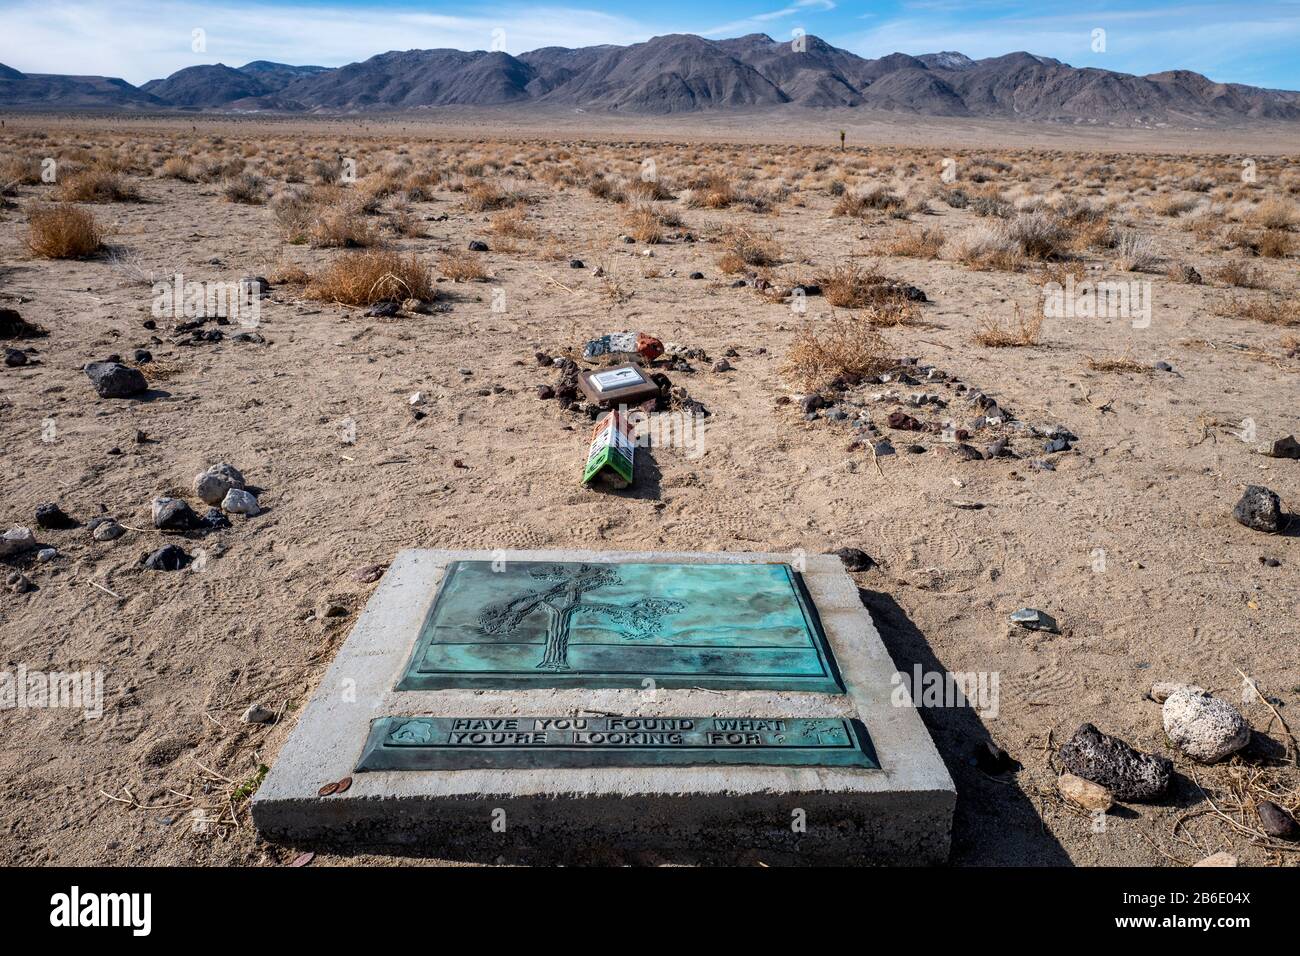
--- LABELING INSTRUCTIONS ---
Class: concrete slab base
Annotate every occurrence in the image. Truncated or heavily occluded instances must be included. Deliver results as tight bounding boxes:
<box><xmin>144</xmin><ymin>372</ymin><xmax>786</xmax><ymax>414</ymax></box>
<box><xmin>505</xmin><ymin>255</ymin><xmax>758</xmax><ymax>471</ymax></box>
<box><xmin>252</xmin><ymin>550</ymin><xmax>956</xmax><ymax>864</ymax></box>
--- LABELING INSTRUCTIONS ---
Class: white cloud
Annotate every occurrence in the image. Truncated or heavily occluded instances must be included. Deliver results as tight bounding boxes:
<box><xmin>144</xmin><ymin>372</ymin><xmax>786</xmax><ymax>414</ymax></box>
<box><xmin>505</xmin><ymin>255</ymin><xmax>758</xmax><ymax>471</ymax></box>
<box><xmin>0</xmin><ymin>1</ymin><xmax>661</xmax><ymax>83</ymax></box>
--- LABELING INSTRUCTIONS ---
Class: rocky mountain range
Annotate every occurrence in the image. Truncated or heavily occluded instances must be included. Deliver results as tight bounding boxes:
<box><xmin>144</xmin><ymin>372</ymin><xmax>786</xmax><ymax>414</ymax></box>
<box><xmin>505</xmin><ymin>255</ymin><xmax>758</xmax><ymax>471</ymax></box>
<box><xmin>2</xmin><ymin>33</ymin><xmax>1298</xmax><ymax>124</ymax></box>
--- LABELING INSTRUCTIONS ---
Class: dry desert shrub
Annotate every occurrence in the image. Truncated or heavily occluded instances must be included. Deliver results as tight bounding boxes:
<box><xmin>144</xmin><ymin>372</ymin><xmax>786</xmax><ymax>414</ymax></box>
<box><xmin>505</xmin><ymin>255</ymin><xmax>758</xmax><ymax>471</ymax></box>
<box><xmin>1222</xmin><ymin>295</ymin><xmax>1300</xmax><ymax>327</ymax></box>
<box><xmin>222</xmin><ymin>172</ymin><xmax>267</xmax><ymax>205</ymax></box>
<box><xmin>26</xmin><ymin>203</ymin><xmax>104</xmax><ymax>258</ymax></box>
<box><xmin>1257</xmin><ymin>229</ymin><xmax>1294</xmax><ymax>258</ymax></box>
<box><xmin>1211</xmin><ymin>260</ymin><xmax>1267</xmax><ymax>289</ymax></box>
<box><xmin>1</xmin><ymin>155</ymin><xmax>43</xmax><ymax>189</ymax></box>
<box><xmin>684</xmin><ymin>172</ymin><xmax>736</xmax><ymax>209</ymax></box>
<box><xmin>386</xmin><ymin>199</ymin><xmax>425</xmax><ymax>238</ymax></box>
<box><xmin>623</xmin><ymin>203</ymin><xmax>682</xmax><ymax>244</ymax></box>
<box><xmin>814</xmin><ymin>261</ymin><xmax>899</xmax><ymax>308</ymax></box>
<box><xmin>587</xmin><ymin>174</ymin><xmax>626</xmax><ymax>204</ymax></box>
<box><xmin>1152</xmin><ymin>194</ymin><xmax>1198</xmax><ymax>217</ymax></box>
<box><xmin>309</xmin><ymin>202</ymin><xmax>380</xmax><ymax>248</ymax></box>
<box><xmin>1111</xmin><ymin>230</ymin><xmax>1158</xmax><ymax>272</ymax></box>
<box><xmin>781</xmin><ymin>316</ymin><xmax>894</xmax><ymax>392</ymax></box>
<box><xmin>54</xmin><ymin>168</ymin><xmax>139</xmax><ymax>203</ymax></box>
<box><xmin>438</xmin><ymin>250</ymin><xmax>487</xmax><ymax>282</ymax></box>
<box><xmin>463</xmin><ymin>179</ymin><xmax>525</xmax><ymax>212</ymax></box>
<box><xmin>863</xmin><ymin>300</ymin><xmax>925</xmax><ymax>328</ymax></box>
<box><xmin>490</xmin><ymin>208</ymin><xmax>538</xmax><ymax>239</ymax></box>
<box><xmin>947</xmin><ymin>221</ymin><xmax>1022</xmax><ymax>271</ymax></box>
<box><xmin>158</xmin><ymin>156</ymin><xmax>197</xmax><ymax>181</ymax></box>
<box><xmin>974</xmin><ymin>304</ymin><xmax>1043</xmax><ymax>347</ymax></box>
<box><xmin>717</xmin><ymin>228</ymin><xmax>781</xmax><ymax>273</ymax></box>
<box><xmin>306</xmin><ymin>251</ymin><xmax>433</xmax><ymax>305</ymax></box>
<box><xmin>833</xmin><ymin>185</ymin><xmax>903</xmax><ymax>218</ymax></box>
<box><xmin>884</xmin><ymin>227</ymin><xmax>944</xmax><ymax>259</ymax></box>
<box><xmin>626</xmin><ymin>177</ymin><xmax>675</xmax><ymax>202</ymax></box>
<box><xmin>1251</xmin><ymin>198</ymin><xmax>1296</xmax><ymax>230</ymax></box>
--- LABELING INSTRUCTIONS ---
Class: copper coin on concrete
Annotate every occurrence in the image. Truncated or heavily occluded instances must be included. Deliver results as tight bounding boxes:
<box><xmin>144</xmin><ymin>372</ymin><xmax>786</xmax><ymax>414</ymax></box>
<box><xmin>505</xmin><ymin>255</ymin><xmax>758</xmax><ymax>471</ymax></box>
<box><xmin>317</xmin><ymin>782</ymin><xmax>339</xmax><ymax>797</ymax></box>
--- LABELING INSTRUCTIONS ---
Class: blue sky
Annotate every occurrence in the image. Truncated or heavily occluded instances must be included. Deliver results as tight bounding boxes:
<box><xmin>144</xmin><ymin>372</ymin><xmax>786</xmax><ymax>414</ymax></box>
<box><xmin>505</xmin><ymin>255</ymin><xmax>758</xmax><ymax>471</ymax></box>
<box><xmin>2</xmin><ymin>0</ymin><xmax>1297</xmax><ymax>90</ymax></box>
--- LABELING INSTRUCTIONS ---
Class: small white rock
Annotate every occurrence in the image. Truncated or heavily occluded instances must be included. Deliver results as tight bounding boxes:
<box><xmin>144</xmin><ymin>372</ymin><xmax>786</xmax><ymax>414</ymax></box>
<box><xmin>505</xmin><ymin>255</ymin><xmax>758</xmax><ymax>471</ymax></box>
<box><xmin>242</xmin><ymin>704</ymin><xmax>275</xmax><ymax>724</ymax></box>
<box><xmin>408</xmin><ymin>392</ymin><xmax>424</xmax><ymax>406</ymax></box>
<box><xmin>36</xmin><ymin>548</ymin><xmax>58</xmax><ymax>562</ymax></box>
<box><xmin>194</xmin><ymin>462</ymin><xmax>246</xmax><ymax>505</ymax></box>
<box><xmin>1163</xmin><ymin>689</ymin><xmax>1251</xmax><ymax>763</ymax></box>
<box><xmin>222</xmin><ymin>488</ymin><xmax>260</xmax><ymax>516</ymax></box>
<box><xmin>1193</xmin><ymin>851</ymin><xmax>1238</xmax><ymax>867</ymax></box>
<box><xmin>0</xmin><ymin>527</ymin><xmax>37</xmax><ymax>558</ymax></box>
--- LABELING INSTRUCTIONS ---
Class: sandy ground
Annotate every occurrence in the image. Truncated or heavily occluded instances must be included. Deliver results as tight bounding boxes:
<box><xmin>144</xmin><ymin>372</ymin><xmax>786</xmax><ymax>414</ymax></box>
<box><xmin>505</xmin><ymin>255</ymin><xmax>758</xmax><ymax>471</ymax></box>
<box><xmin>0</xmin><ymin>113</ymin><xmax>1297</xmax><ymax>867</ymax></box>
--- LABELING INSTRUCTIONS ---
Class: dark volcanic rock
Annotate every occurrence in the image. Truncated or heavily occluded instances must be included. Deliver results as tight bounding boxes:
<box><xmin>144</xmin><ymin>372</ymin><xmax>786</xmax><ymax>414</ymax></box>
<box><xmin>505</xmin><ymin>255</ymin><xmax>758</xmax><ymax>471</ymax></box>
<box><xmin>0</xmin><ymin>308</ymin><xmax>47</xmax><ymax>340</ymax></box>
<box><xmin>35</xmin><ymin>503</ymin><xmax>77</xmax><ymax>530</ymax></box>
<box><xmin>4</xmin><ymin>347</ymin><xmax>27</xmax><ymax>367</ymax></box>
<box><xmin>1057</xmin><ymin>723</ymin><xmax>1172</xmax><ymax>801</ymax></box>
<box><xmin>1268</xmin><ymin>435</ymin><xmax>1300</xmax><ymax>460</ymax></box>
<box><xmin>152</xmin><ymin>497</ymin><xmax>202</xmax><ymax>531</ymax></box>
<box><xmin>141</xmin><ymin>544</ymin><xmax>192</xmax><ymax>571</ymax></box>
<box><xmin>1233</xmin><ymin>485</ymin><xmax>1282</xmax><ymax>533</ymax></box>
<box><xmin>829</xmin><ymin>547</ymin><xmax>873</xmax><ymax>572</ymax></box>
<box><xmin>85</xmin><ymin>361</ymin><xmax>147</xmax><ymax>398</ymax></box>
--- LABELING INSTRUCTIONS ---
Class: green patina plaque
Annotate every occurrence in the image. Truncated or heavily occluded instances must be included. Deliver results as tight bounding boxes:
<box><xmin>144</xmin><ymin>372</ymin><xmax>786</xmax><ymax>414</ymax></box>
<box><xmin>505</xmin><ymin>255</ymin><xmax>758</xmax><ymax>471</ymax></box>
<box><xmin>356</xmin><ymin>716</ymin><xmax>878</xmax><ymax>771</ymax></box>
<box><xmin>396</xmin><ymin>560</ymin><xmax>844</xmax><ymax>692</ymax></box>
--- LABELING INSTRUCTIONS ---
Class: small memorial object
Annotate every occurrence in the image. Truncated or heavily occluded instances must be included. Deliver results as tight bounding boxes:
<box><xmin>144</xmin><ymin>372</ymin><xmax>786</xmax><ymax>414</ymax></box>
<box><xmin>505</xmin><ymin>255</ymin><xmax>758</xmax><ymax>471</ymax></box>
<box><xmin>582</xmin><ymin>331</ymin><xmax>664</xmax><ymax>365</ymax></box>
<box><xmin>582</xmin><ymin>411</ymin><xmax>635</xmax><ymax>489</ymax></box>
<box><xmin>577</xmin><ymin>363</ymin><xmax>661</xmax><ymax>407</ymax></box>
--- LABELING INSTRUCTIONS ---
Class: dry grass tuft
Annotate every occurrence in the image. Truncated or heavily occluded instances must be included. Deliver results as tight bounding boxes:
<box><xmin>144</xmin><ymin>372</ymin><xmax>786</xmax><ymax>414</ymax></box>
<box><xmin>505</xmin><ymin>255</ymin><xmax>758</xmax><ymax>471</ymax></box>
<box><xmin>438</xmin><ymin>249</ymin><xmax>488</xmax><ymax>282</ymax></box>
<box><xmin>781</xmin><ymin>316</ymin><xmax>895</xmax><ymax>392</ymax></box>
<box><xmin>1086</xmin><ymin>352</ymin><xmax>1150</xmax><ymax>373</ymax></box>
<box><xmin>305</xmin><ymin>251</ymin><xmax>433</xmax><ymax>305</ymax></box>
<box><xmin>717</xmin><ymin>228</ymin><xmax>781</xmax><ymax>273</ymax></box>
<box><xmin>54</xmin><ymin>169</ymin><xmax>140</xmax><ymax>203</ymax></box>
<box><xmin>884</xmin><ymin>227</ymin><xmax>944</xmax><ymax>259</ymax></box>
<box><xmin>26</xmin><ymin>203</ymin><xmax>104</xmax><ymax>258</ymax></box>
<box><xmin>975</xmin><ymin>304</ymin><xmax>1044</xmax><ymax>347</ymax></box>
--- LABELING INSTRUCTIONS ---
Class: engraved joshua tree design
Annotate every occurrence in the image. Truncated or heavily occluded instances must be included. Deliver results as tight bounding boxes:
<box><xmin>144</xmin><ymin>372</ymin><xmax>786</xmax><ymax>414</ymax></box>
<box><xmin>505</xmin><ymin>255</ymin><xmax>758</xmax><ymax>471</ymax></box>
<box><xmin>478</xmin><ymin>564</ymin><xmax>685</xmax><ymax>671</ymax></box>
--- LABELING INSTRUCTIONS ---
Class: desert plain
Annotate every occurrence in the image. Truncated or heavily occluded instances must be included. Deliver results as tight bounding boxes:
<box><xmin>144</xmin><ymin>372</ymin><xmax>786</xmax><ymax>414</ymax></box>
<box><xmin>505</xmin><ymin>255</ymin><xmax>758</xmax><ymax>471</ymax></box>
<box><xmin>0</xmin><ymin>111</ymin><xmax>1297</xmax><ymax>866</ymax></box>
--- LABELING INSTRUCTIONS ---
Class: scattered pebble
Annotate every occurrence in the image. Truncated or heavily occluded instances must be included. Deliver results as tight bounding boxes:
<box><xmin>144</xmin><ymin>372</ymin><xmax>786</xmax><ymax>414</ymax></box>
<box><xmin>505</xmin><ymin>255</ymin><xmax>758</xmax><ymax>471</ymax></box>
<box><xmin>1149</xmin><ymin>681</ymin><xmax>1204</xmax><ymax>703</ymax></box>
<box><xmin>1057</xmin><ymin>773</ymin><xmax>1114</xmax><ymax>812</ymax></box>
<box><xmin>467</xmin><ymin>240</ymin><xmax>489</xmax><ymax>252</ymax></box>
<box><xmin>972</xmin><ymin>741</ymin><xmax>1020</xmax><ymax>774</ymax></box>
<box><xmin>91</xmin><ymin>520</ymin><xmax>126</xmax><ymax>542</ymax></box>
<box><xmin>1268</xmin><ymin>435</ymin><xmax>1300</xmax><ymax>460</ymax></box>
<box><xmin>1192</xmin><ymin>851</ymin><xmax>1237</xmax><ymax>867</ymax></box>
<box><xmin>1009</xmin><ymin>607</ymin><xmax>1059</xmax><ymax>633</ymax></box>
<box><xmin>242</xmin><ymin>704</ymin><xmax>276</xmax><ymax>725</ymax></box>
<box><xmin>1257</xmin><ymin>800</ymin><xmax>1299</xmax><ymax>839</ymax></box>
<box><xmin>36</xmin><ymin>548</ymin><xmax>58</xmax><ymax>563</ymax></box>
<box><xmin>7</xmin><ymin>571</ymin><xmax>34</xmax><ymax>594</ymax></box>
